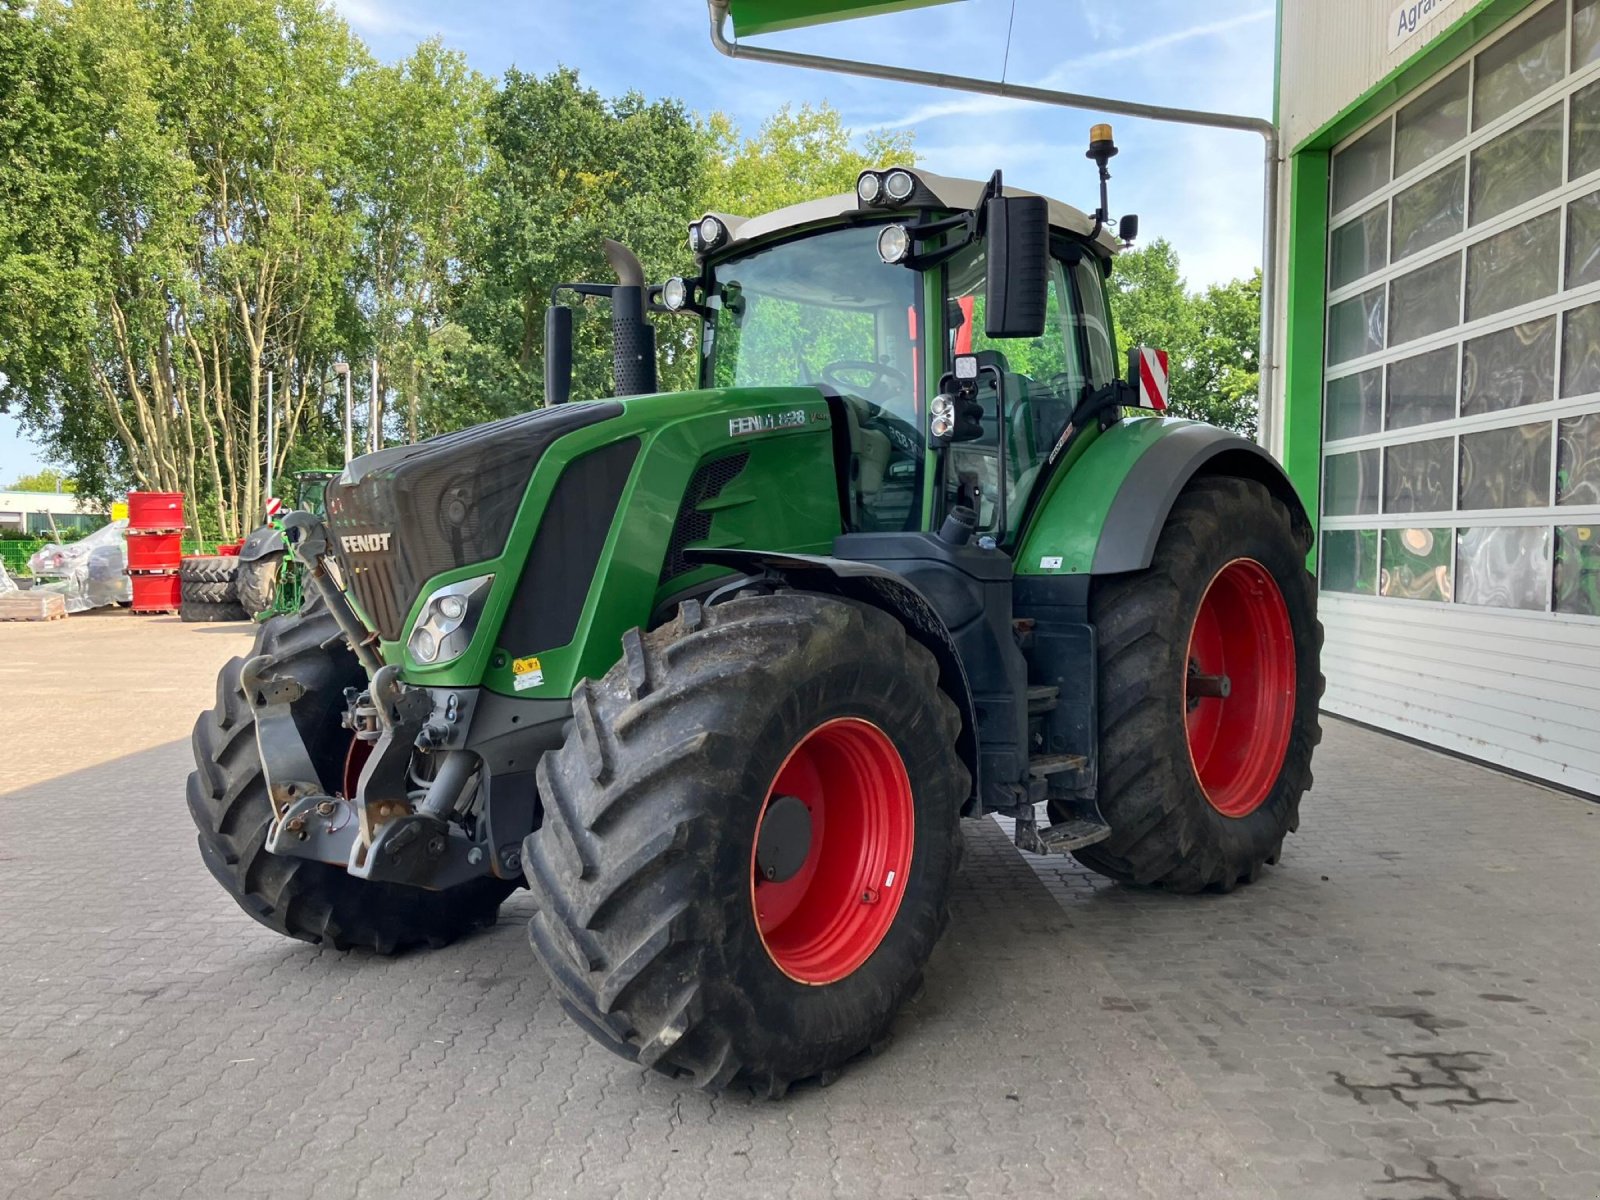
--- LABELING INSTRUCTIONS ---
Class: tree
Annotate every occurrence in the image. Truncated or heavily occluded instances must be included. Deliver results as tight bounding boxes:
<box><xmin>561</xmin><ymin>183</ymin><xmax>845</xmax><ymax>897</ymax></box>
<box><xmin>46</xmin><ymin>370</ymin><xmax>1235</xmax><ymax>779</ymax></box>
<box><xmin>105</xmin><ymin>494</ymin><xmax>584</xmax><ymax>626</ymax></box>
<box><xmin>1109</xmin><ymin>239</ymin><xmax>1260</xmax><ymax>437</ymax></box>
<box><xmin>4</xmin><ymin>469</ymin><xmax>76</xmax><ymax>493</ymax></box>
<box><xmin>702</xmin><ymin>103</ymin><xmax>915</xmax><ymax>215</ymax></box>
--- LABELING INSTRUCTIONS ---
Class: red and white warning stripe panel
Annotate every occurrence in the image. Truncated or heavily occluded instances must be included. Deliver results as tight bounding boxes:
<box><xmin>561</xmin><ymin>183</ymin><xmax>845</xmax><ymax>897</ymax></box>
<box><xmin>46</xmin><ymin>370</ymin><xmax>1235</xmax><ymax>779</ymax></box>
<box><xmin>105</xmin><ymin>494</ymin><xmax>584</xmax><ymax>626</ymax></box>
<box><xmin>1132</xmin><ymin>347</ymin><xmax>1169</xmax><ymax>411</ymax></box>
<box><xmin>265</xmin><ymin>496</ymin><xmax>285</xmax><ymax>519</ymax></box>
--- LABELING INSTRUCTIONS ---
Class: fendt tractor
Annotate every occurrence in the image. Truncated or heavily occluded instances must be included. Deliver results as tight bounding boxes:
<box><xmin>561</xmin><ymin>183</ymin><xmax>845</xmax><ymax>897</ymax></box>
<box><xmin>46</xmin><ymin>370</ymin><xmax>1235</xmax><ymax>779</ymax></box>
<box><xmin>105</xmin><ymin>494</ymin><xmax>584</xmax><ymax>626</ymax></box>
<box><xmin>188</xmin><ymin>131</ymin><xmax>1322</xmax><ymax>1096</ymax></box>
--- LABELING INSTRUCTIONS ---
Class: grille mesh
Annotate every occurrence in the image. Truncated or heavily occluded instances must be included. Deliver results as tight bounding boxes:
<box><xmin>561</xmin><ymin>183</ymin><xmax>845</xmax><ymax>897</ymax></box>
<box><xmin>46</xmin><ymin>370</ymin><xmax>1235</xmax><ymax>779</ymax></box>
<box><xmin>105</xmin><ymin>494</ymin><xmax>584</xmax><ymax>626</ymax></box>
<box><xmin>660</xmin><ymin>453</ymin><xmax>750</xmax><ymax>583</ymax></box>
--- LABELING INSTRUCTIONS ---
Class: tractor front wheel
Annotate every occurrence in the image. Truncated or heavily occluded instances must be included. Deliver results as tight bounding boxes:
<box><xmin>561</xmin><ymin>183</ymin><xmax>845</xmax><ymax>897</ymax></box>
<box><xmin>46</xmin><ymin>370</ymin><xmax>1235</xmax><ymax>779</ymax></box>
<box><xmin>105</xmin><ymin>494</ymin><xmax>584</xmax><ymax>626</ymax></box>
<box><xmin>522</xmin><ymin>592</ymin><xmax>967</xmax><ymax>1095</ymax></box>
<box><xmin>1070</xmin><ymin>475</ymin><xmax>1323</xmax><ymax>893</ymax></box>
<box><xmin>235</xmin><ymin>552</ymin><xmax>282</xmax><ymax>616</ymax></box>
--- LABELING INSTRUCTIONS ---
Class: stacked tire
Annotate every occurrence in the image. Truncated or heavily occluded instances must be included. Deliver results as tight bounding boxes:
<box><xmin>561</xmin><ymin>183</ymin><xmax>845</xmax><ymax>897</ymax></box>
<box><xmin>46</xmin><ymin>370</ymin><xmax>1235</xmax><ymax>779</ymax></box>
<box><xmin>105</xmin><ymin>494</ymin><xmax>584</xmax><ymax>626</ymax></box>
<box><xmin>180</xmin><ymin>556</ymin><xmax>248</xmax><ymax>622</ymax></box>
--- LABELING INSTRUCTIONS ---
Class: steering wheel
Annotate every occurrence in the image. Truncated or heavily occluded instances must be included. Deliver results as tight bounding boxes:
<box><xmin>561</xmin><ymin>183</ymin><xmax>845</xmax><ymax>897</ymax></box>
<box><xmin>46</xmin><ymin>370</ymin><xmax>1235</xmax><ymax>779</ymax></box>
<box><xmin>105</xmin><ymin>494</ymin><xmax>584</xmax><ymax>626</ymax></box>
<box><xmin>822</xmin><ymin>360</ymin><xmax>909</xmax><ymax>405</ymax></box>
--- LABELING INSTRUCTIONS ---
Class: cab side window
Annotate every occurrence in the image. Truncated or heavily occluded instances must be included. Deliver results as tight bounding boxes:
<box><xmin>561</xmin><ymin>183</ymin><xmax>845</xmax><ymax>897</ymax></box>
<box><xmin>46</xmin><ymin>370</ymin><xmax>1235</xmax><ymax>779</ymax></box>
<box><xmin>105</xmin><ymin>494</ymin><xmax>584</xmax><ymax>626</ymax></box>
<box><xmin>942</xmin><ymin>244</ymin><xmax>1090</xmax><ymax>540</ymax></box>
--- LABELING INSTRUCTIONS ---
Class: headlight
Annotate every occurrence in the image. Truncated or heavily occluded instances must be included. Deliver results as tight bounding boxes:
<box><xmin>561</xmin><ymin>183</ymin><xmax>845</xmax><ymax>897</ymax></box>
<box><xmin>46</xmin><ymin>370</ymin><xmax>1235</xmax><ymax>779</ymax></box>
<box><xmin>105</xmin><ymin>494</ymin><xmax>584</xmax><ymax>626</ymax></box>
<box><xmin>877</xmin><ymin>225</ymin><xmax>912</xmax><ymax>265</ymax></box>
<box><xmin>662</xmin><ymin>276</ymin><xmax>689</xmax><ymax>311</ymax></box>
<box><xmin>406</xmin><ymin>574</ymin><xmax>494</xmax><ymax>668</ymax></box>
<box><xmin>931</xmin><ymin>394</ymin><xmax>956</xmax><ymax>440</ymax></box>
<box><xmin>884</xmin><ymin>169</ymin><xmax>916</xmax><ymax>202</ymax></box>
<box><xmin>857</xmin><ymin>171</ymin><xmax>883</xmax><ymax>205</ymax></box>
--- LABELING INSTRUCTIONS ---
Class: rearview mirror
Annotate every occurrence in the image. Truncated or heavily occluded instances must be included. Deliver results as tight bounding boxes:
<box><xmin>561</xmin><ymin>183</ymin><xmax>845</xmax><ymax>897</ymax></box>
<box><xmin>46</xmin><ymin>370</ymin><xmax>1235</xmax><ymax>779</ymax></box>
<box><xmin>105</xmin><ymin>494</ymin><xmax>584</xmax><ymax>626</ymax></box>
<box><xmin>984</xmin><ymin>195</ymin><xmax>1049</xmax><ymax>340</ymax></box>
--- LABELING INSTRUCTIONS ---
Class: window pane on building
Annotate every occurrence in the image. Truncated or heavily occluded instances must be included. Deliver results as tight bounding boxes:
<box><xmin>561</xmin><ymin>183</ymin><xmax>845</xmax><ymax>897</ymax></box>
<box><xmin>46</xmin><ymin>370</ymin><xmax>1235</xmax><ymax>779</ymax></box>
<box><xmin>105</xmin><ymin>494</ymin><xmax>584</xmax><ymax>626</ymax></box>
<box><xmin>1323</xmin><ymin>529</ymin><xmax>1380</xmax><ymax>594</ymax></box>
<box><xmin>1325</xmin><ymin>448</ymin><xmax>1380</xmax><ymax>515</ymax></box>
<box><xmin>1330</xmin><ymin>205</ymin><xmax>1389</xmax><ymax>290</ymax></box>
<box><xmin>1573</xmin><ymin>80</ymin><xmax>1600</xmax><ymax>180</ymax></box>
<box><xmin>1557</xmin><ymin>412</ymin><xmax>1600</xmax><ymax>505</ymax></box>
<box><xmin>1564</xmin><ymin>301</ymin><xmax>1600</xmax><ymax>397</ymax></box>
<box><xmin>1569</xmin><ymin>191</ymin><xmax>1600</xmax><ymax>289</ymax></box>
<box><xmin>1388</xmin><ymin>348</ymin><xmax>1458</xmax><ymax>429</ymax></box>
<box><xmin>1461</xmin><ymin>318</ymin><xmax>1557</xmax><ymax>416</ymax></box>
<box><xmin>1391</xmin><ymin>160</ymin><xmax>1465</xmax><ymax>261</ymax></box>
<box><xmin>1385</xmin><ymin>437</ymin><xmax>1454</xmax><ymax>512</ymax></box>
<box><xmin>1326</xmin><ymin>369</ymin><xmax>1383</xmax><ymax>440</ymax></box>
<box><xmin>1396</xmin><ymin>67</ymin><xmax>1471</xmax><ymax>176</ymax></box>
<box><xmin>1578</xmin><ymin>0</ymin><xmax>1600</xmax><ymax>69</ymax></box>
<box><xmin>1390</xmin><ymin>254</ymin><xmax>1462</xmax><ymax>346</ymax></box>
<box><xmin>1332</xmin><ymin>121</ymin><xmax>1393</xmax><ymax>213</ymax></box>
<box><xmin>1460</xmin><ymin>423</ymin><xmax>1553</xmax><ymax>509</ymax></box>
<box><xmin>1470</xmin><ymin>104</ymin><xmax>1563</xmax><ymax>224</ymax></box>
<box><xmin>1473</xmin><ymin>3</ymin><xmax>1566</xmax><ymax>130</ymax></box>
<box><xmin>1457</xmin><ymin>526</ymin><xmax>1552</xmax><ymax>609</ymax></box>
<box><xmin>1328</xmin><ymin>286</ymin><xmax>1387</xmax><ymax>364</ymax></box>
<box><xmin>1555</xmin><ymin>525</ymin><xmax>1600</xmax><ymax>615</ymax></box>
<box><xmin>1465</xmin><ymin>211</ymin><xmax>1559</xmax><ymax>321</ymax></box>
<box><xmin>1381</xmin><ymin>527</ymin><xmax>1453</xmax><ymax>601</ymax></box>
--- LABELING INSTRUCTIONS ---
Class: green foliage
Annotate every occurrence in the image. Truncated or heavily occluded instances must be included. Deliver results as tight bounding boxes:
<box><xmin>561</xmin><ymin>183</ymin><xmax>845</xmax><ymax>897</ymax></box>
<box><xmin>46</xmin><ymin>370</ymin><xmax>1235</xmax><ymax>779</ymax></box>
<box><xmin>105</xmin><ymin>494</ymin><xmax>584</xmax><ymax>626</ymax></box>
<box><xmin>1108</xmin><ymin>239</ymin><xmax>1261</xmax><ymax>438</ymax></box>
<box><xmin>4</xmin><ymin>469</ymin><xmax>76</xmax><ymax>493</ymax></box>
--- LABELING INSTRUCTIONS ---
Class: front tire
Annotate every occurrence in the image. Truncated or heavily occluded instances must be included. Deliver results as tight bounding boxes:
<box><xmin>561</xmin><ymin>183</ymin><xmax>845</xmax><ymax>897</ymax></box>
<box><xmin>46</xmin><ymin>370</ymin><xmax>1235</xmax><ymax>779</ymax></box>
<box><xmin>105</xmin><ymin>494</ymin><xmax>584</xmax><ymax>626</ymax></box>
<box><xmin>235</xmin><ymin>553</ymin><xmax>281</xmax><ymax>616</ymax></box>
<box><xmin>186</xmin><ymin>604</ymin><xmax>517</xmax><ymax>951</ymax></box>
<box><xmin>1070</xmin><ymin>475</ymin><xmax>1323</xmax><ymax>893</ymax></box>
<box><xmin>522</xmin><ymin>593</ymin><xmax>968</xmax><ymax>1095</ymax></box>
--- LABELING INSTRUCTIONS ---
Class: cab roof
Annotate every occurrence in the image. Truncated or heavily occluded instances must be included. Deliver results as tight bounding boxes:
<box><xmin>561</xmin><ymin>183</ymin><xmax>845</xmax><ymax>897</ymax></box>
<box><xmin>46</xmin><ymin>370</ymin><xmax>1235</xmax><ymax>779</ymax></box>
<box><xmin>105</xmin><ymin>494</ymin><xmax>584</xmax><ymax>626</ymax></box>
<box><xmin>710</xmin><ymin>169</ymin><xmax>1123</xmax><ymax>257</ymax></box>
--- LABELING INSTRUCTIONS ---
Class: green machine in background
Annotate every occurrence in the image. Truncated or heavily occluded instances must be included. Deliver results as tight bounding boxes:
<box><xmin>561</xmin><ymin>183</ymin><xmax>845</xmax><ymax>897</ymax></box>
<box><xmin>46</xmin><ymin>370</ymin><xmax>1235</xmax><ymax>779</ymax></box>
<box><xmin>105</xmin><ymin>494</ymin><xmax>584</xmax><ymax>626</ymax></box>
<box><xmin>235</xmin><ymin>470</ymin><xmax>339</xmax><ymax>619</ymax></box>
<box><xmin>184</xmin><ymin>1</ymin><xmax>1320</xmax><ymax>1100</ymax></box>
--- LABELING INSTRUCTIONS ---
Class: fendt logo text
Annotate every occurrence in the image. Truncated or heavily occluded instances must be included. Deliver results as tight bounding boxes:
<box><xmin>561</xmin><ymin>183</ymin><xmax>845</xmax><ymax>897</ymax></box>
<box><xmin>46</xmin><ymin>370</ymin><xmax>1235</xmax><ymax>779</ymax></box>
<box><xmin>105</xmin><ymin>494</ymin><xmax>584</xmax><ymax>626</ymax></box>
<box><xmin>340</xmin><ymin>532</ymin><xmax>392</xmax><ymax>553</ymax></box>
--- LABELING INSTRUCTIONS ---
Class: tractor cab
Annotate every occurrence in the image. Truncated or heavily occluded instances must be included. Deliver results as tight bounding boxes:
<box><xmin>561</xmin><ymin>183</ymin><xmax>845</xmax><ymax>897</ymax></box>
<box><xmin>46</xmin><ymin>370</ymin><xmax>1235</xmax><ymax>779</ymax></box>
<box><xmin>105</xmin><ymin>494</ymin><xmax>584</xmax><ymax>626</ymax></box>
<box><xmin>658</xmin><ymin>166</ymin><xmax>1131</xmax><ymax>548</ymax></box>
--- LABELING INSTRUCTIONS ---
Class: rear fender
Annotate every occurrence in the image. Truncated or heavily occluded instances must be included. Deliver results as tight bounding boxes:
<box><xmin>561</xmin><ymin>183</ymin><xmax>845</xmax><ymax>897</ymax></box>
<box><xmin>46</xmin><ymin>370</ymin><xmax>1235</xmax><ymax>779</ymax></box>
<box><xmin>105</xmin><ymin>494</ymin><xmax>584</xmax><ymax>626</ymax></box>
<box><xmin>1017</xmin><ymin>419</ymin><xmax>1312</xmax><ymax>578</ymax></box>
<box><xmin>684</xmin><ymin>547</ymin><xmax>981</xmax><ymax>814</ymax></box>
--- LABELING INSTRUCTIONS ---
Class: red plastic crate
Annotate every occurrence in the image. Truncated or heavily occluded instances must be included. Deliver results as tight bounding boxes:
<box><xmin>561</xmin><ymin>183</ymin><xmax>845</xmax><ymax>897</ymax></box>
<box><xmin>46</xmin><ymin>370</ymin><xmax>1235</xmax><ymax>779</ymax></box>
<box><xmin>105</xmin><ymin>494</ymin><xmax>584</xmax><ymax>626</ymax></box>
<box><xmin>130</xmin><ymin>571</ymin><xmax>181</xmax><ymax>612</ymax></box>
<box><xmin>126</xmin><ymin>531</ymin><xmax>183</xmax><ymax>572</ymax></box>
<box><xmin>127</xmin><ymin>491</ymin><xmax>185</xmax><ymax>532</ymax></box>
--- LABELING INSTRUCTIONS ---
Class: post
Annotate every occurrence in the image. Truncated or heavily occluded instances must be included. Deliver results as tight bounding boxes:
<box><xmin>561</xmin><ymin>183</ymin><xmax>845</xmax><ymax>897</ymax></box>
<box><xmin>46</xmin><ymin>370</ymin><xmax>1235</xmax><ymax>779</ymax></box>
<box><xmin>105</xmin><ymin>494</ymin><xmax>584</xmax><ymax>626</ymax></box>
<box><xmin>370</xmin><ymin>356</ymin><xmax>380</xmax><ymax>454</ymax></box>
<box><xmin>265</xmin><ymin>370</ymin><xmax>275</xmax><ymax>509</ymax></box>
<box><xmin>335</xmin><ymin>361</ymin><xmax>353</xmax><ymax>465</ymax></box>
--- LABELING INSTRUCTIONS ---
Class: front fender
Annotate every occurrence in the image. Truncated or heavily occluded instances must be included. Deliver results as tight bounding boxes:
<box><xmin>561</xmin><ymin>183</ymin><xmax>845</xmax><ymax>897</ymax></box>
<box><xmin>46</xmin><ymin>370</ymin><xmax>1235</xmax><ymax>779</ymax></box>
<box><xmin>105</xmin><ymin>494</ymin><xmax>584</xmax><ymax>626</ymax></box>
<box><xmin>683</xmin><ymin>547</ymin><xmax>981</xmax><ymax>814</ymax></box>
<box><xmin>1016</xmin><ymin>418</ymin><xmax>1312</xmax><ymax>578</ymax></box>
<box><xmin>238</xmin><ymin>524</ymin><xmax>287</xmax><ymax>564</ymax></box>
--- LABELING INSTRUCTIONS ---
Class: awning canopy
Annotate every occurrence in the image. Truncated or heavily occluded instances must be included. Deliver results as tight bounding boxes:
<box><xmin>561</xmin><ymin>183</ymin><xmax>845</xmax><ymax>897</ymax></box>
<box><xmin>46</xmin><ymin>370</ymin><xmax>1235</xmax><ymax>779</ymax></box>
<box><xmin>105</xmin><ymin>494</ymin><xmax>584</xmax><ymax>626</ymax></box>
<box><xmin>726</xmin><ymin>0</ymin><xmax>963</xmax><ymax>38</ymax></box>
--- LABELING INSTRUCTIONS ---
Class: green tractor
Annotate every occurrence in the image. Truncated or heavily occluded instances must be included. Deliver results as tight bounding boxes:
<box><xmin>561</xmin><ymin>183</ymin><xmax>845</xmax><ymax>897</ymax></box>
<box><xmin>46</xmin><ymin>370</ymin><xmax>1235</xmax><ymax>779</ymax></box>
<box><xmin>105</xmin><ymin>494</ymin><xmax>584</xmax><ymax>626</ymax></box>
<box><xmin>188</xmin><ymin>143</ymin><xmax>1321</xmax><ymax>1095</ymax></box>
<box><xmin>235</xmin><ymin>469</ymin><xmax>339</xmax><ymax>618</ymax></box>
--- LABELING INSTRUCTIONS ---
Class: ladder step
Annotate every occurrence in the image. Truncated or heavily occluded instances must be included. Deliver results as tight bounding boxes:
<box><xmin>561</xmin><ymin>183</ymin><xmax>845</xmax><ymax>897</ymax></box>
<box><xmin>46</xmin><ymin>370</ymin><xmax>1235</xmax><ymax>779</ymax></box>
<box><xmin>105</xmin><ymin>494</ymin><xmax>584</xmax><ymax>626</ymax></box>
<box><xmin>1026</xmin><ymin>685</ymin><xmax>1059</xmax><ymax>714</ymax></box>
<box><xmin>1027</xmin><ymin>752</ymin><xmax>1086</xmax><ymax>778</ymax></box>
<box><xmin>1035</xmin><ymin>817</ymin><xmax>1112</xmax><ymax>853</ymax></box>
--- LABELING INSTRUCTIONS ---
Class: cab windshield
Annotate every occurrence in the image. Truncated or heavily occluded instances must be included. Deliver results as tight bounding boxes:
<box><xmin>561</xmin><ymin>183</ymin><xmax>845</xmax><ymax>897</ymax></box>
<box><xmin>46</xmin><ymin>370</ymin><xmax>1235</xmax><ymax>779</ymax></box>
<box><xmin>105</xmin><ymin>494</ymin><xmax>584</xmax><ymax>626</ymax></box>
<box><xmin>705</xmin><ymin>224</ymin><xmax>926</xmax><ymax>531</ymax></box>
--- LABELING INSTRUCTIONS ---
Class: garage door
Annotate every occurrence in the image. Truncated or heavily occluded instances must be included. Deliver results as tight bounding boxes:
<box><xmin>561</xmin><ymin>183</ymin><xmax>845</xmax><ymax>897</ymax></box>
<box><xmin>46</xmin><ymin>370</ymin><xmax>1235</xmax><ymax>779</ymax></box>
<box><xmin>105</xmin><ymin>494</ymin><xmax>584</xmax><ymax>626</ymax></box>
<box><xmin>1318</xmin><ymin>0</ymin><xmax>1600</xmax><ymax>794</ymax></box>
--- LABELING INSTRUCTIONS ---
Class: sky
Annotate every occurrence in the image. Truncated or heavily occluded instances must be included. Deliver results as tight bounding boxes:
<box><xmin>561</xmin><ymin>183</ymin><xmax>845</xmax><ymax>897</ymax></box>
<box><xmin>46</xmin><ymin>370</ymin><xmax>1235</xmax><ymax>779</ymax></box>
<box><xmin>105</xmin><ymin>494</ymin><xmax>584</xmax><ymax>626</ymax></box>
<box><xmin>0</xmin><ymin>0</ymin><xmax>1276</xmax><ymax>483</ymax></box>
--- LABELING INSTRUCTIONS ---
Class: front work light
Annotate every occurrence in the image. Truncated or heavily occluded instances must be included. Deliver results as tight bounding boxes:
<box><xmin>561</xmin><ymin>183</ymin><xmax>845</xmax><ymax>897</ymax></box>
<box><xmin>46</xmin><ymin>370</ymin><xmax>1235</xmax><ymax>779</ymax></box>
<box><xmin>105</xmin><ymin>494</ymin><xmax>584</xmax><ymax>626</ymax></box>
<box><xmin>697</xmin><ymin>215</ymin><xmax>727</xmax><ymax>250</ymax></box>
<box><xmin>407</xmin><ymin>574</ymin><xmax>494</xmax><ymax>667</ymax></box>
<box><xmin>931</xmin><ymin>394</ymin><xmax>956</xmax><ymax>440</ymax></box>
<box><xmin>662</xmin><ymin>277</ymin><xmax>690</xmax><ymax>311</ymax></box>
<box><xmin>877</xmin><ymin>225</ymin><xmax>912</xmax><ymax>265</ymax></box>
<box><xmin>857</xmin><ymin>172</ymin><xmax>883</xmax><ymax>205</ymax></box>
<box><xmin>884</xmin><ymin>169</ymin><xmax>916</xmax><ymax>202</ymax></box>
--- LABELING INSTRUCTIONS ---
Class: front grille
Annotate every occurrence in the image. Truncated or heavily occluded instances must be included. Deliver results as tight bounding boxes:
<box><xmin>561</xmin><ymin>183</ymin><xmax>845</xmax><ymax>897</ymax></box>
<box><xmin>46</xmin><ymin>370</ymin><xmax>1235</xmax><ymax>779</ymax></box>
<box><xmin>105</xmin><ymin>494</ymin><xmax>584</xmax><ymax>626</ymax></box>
<box><xmin>660</xmin><ymin>452</ymin><xmax>749</xmax><ymax>583</ymax></box>
<box><xmin>325</xmin><ymin>401</ymin><xmax>621</xmax><ymax>641</ymax></box>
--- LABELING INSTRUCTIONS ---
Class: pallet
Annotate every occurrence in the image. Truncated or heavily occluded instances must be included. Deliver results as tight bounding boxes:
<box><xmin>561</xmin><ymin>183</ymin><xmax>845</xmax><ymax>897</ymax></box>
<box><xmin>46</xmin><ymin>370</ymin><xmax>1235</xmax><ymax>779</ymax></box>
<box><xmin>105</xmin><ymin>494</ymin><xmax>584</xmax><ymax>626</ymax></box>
<box><xmin>0</xmin><ymin>591</ymin><xmax>69</xmax><ymax>621</ymax></box>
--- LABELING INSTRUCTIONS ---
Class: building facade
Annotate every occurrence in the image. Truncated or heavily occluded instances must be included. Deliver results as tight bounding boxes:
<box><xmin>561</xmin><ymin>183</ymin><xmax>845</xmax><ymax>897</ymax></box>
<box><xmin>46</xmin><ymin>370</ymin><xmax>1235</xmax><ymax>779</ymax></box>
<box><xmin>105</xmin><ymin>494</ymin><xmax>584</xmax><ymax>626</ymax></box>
<box><xmin>1273</xmin><ymin>0</ymin><xmax>1600</xmax><ymax>793</ymax></box>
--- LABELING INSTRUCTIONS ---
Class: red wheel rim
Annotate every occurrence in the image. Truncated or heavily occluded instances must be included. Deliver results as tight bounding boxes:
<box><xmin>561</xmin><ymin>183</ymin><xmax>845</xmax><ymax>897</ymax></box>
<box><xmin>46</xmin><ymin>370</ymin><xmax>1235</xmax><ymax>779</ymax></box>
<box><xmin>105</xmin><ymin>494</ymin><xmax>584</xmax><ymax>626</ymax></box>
<box><xmin>751</xmin><ymin>718</ymin><xmax>915</xmax><ymax>985</ymax></box>
<box><xmin>343</xmin><ymin>737</ymin><xmax>374</xmax><ymax>799</ymax></box>
<box><xmin>1184</xmin><ymin>558</ymin><xmax>1296</xmax><ymax>818</ymax></box>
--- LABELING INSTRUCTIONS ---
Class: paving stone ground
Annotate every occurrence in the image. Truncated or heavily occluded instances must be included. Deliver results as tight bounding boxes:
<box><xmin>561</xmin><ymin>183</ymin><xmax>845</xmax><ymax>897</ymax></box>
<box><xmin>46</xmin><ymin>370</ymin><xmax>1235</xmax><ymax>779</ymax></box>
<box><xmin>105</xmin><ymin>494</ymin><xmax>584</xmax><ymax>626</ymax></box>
<box><xmin>2</xmin><ymin>615</ymin><xmax>1597</xmax><ymax>1199</ymax></box>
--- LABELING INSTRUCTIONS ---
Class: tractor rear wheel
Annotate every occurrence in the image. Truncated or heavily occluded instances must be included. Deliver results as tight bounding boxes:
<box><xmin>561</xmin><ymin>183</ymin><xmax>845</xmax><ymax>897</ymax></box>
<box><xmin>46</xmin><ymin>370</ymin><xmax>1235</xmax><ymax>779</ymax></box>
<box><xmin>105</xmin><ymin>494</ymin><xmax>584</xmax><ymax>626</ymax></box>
<box><xmin>522</xmin><ymin>592</ymin><xmax>967</xmax><ymax>1095</ymax></box>
<box><xmin>235</xmin><ymin>553</ymin><xmax>281</xmax><ymax>616</ymax></box>
<box><xmin>187</xmin><ymin>603</ymin><xmax>517</xmax><ymax>951</ymax></box>
<box><xmin>1070</xmin><ymin>475</ymin><xmax>1323</xmax><ymax>893</ymax></box>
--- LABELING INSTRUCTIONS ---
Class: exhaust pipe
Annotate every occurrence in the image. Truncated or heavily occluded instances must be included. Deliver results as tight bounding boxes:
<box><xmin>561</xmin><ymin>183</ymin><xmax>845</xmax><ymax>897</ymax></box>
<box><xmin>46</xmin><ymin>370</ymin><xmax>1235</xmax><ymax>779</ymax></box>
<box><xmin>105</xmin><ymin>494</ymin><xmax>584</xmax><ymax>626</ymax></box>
<box><xmin>604</xmin><ymin>239</ymin><xmax>658</xmax><ymax>397</ymax></box>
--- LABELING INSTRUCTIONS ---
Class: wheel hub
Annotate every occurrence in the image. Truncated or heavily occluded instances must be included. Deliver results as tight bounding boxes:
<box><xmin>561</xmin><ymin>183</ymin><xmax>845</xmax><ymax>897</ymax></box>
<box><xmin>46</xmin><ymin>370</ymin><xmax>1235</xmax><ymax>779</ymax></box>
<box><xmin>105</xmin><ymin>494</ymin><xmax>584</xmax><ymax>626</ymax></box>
<box><xmin>755</xmin><ymin>794</ymin><xmax>813</xmax><ymax>883</ymax></box>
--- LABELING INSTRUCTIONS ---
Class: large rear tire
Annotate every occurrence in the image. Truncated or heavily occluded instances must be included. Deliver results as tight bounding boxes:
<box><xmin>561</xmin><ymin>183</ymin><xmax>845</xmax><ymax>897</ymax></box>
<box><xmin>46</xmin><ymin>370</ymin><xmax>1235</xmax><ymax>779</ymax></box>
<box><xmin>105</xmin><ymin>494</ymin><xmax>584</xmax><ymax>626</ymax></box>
<box><xmin>1070</xmin><ymin>475</ymin><xmax>1323</xmax><ymax>893</ymax></box>
<box><xmin>235</xmin><ymin>553</ymin><xmax>281</xmax><ymax>616</ymax></box>
<box><xmin>186</xmin><ymin>603</ymin><xmax>517</xmax><ymax>951</ymax></box>
<box><xmin>522</xmin><ymin>593</ymin><xmax>968</xmax><ymax>1095</ymax></box>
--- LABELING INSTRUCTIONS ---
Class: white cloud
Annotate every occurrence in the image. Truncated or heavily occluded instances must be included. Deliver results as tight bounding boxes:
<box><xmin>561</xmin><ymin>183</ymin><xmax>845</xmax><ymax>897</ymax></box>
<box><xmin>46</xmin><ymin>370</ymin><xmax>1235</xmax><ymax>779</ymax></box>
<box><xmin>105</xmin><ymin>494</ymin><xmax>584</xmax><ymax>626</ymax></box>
<box><xmin>331</xmin><ymin>0</ymin><xmax>449</xmax><ymax>40</ymax></box>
